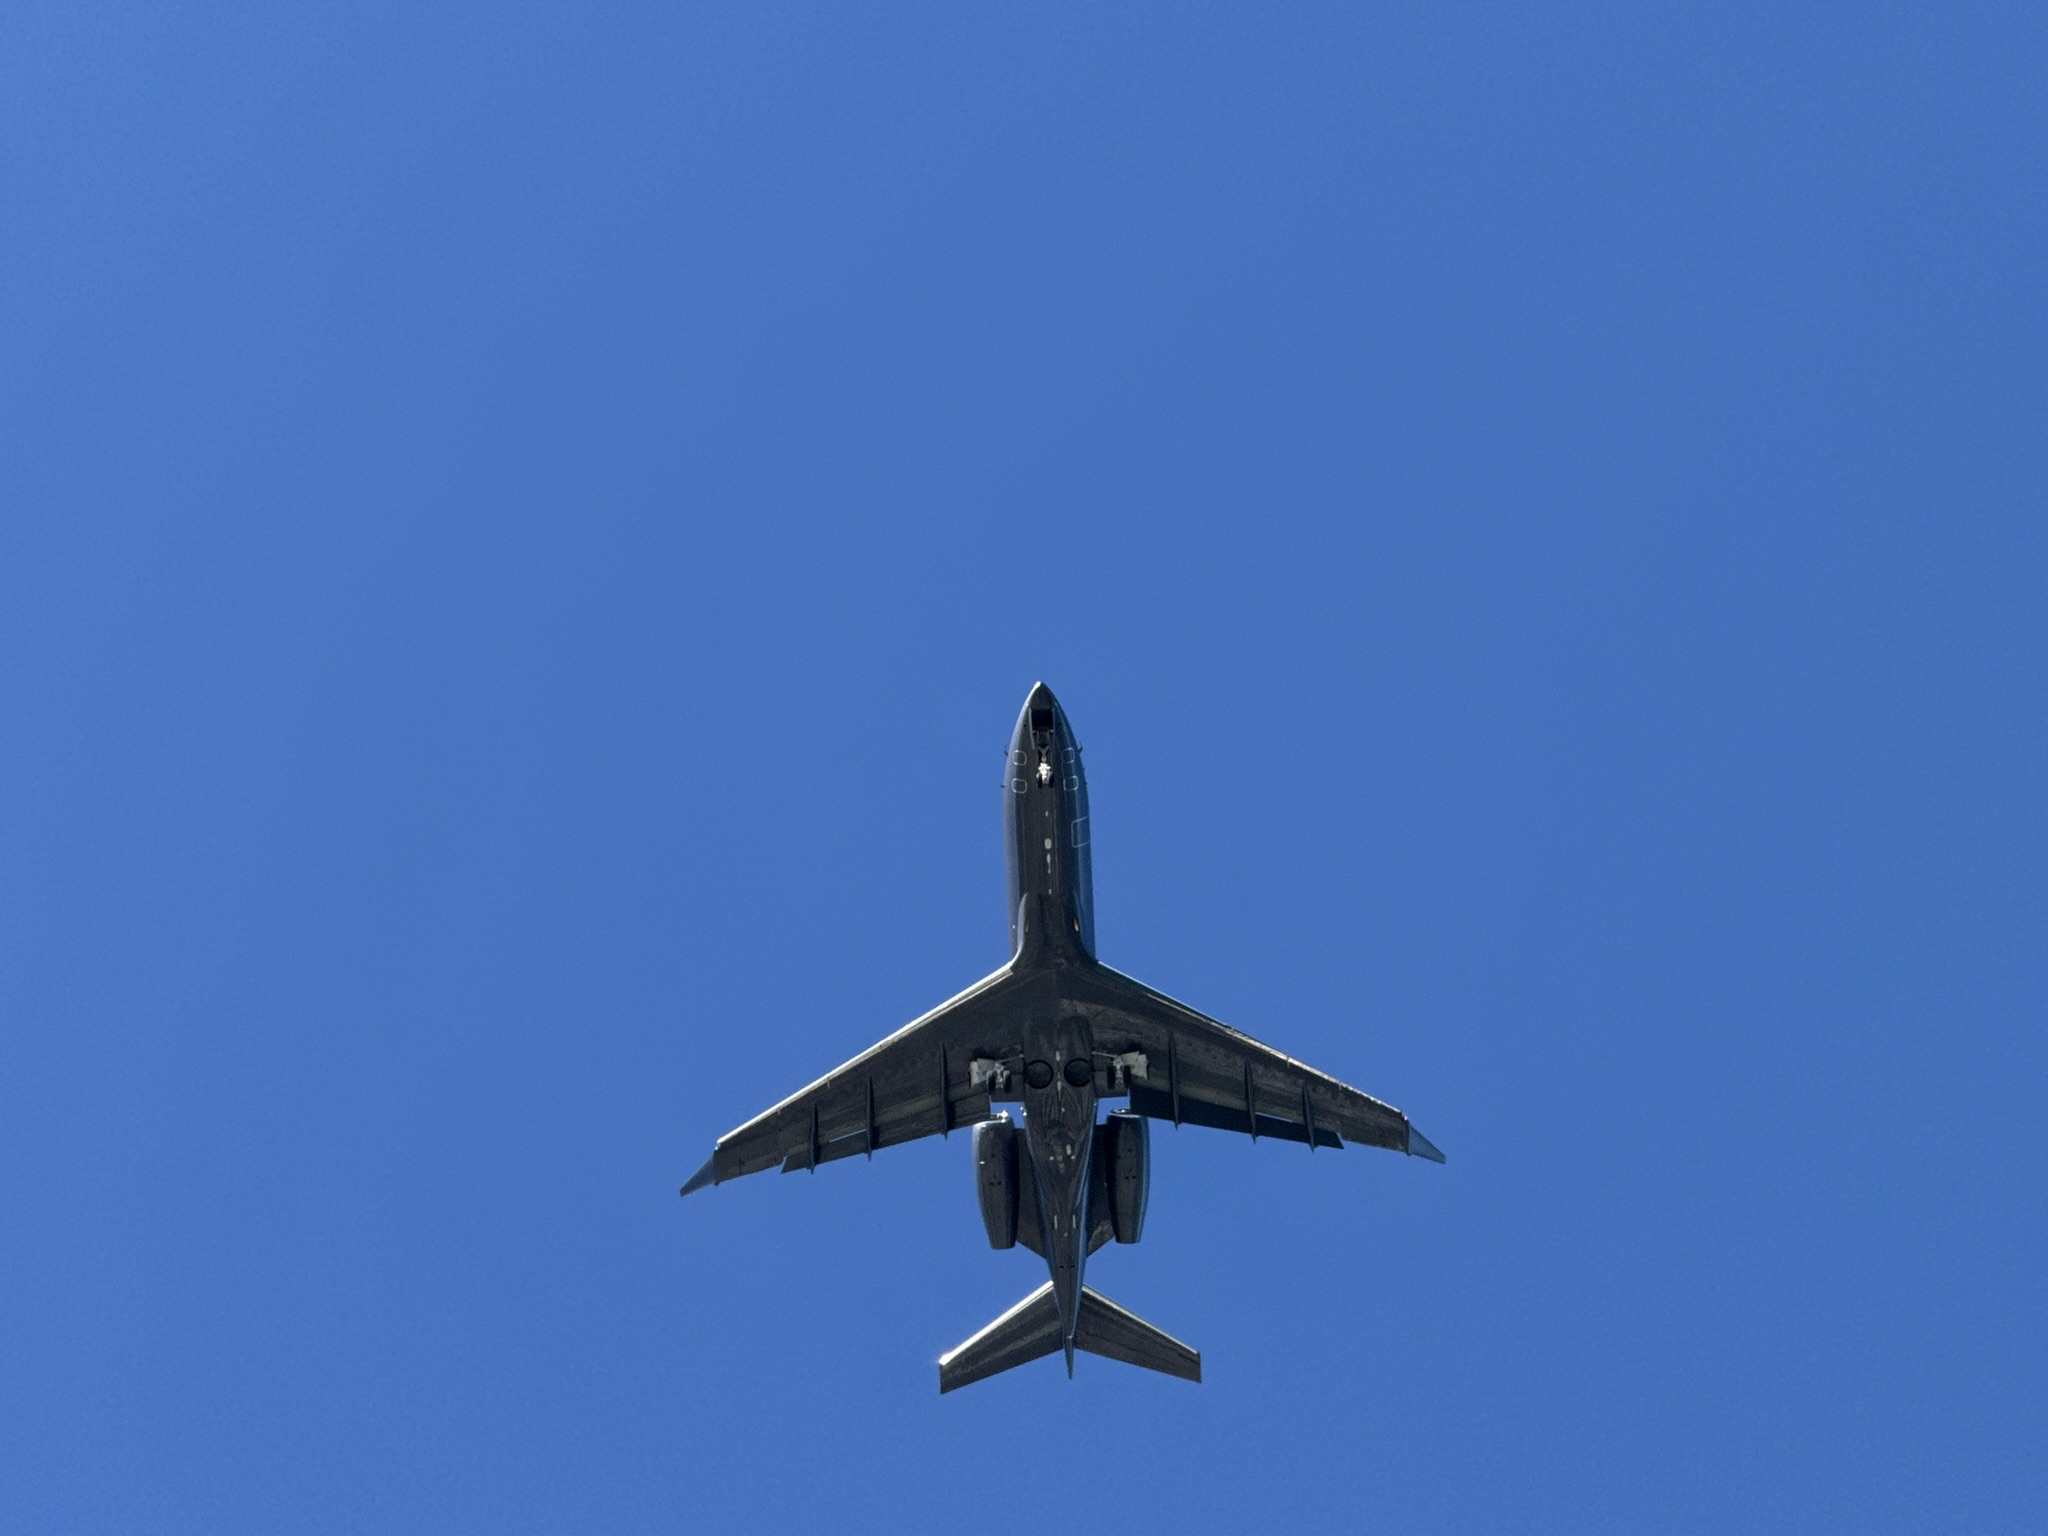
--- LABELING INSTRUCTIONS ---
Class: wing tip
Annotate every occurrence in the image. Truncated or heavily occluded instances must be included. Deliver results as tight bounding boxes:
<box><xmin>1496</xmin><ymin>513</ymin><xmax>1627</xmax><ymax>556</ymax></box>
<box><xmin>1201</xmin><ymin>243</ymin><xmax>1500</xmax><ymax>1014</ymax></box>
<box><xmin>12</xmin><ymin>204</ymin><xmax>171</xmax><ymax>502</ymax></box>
<box><xmin>679</xmin><ymin>1153</ymin><xmax>718</xmax><ymax>1196</ymax></box>
<box><xmin>1406</xmin><ymin>1124</ymin><xmax>1446</xmax><ymax>1163</ymax></box>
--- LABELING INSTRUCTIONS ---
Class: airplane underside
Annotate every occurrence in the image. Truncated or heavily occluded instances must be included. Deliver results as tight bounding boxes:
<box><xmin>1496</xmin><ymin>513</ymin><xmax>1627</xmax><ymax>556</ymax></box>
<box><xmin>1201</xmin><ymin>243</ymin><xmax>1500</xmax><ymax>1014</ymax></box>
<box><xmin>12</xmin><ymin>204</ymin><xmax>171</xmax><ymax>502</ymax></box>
<box><xmin>679</xmin><ymin>683</ymin><xmax>1443</xmax><ymax>1392</ymax></box>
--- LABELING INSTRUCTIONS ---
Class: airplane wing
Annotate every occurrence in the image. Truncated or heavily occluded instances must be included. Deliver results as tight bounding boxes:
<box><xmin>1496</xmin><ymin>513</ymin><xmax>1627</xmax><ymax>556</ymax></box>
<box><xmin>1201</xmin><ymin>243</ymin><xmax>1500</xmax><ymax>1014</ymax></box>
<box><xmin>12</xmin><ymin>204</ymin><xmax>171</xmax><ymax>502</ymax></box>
<box><xmin>1071</xmin><ymin>963</ymin><xmax>1445</xmax><ymax>1161</ymax></box>
<box><xmin>680</xmin><ymin>964</ymin><xmax>1030</xmax><ymax>1195</ymax></box>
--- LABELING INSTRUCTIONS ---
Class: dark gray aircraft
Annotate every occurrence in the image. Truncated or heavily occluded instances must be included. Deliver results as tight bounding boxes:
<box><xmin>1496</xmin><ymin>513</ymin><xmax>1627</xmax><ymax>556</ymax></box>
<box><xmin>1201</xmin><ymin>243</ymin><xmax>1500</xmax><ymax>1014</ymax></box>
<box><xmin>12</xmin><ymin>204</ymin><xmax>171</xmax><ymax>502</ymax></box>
<box><xmin>680</xmin><ymin>683</ymin><xmax>1443</xmax><ymax>1392</ymax></box>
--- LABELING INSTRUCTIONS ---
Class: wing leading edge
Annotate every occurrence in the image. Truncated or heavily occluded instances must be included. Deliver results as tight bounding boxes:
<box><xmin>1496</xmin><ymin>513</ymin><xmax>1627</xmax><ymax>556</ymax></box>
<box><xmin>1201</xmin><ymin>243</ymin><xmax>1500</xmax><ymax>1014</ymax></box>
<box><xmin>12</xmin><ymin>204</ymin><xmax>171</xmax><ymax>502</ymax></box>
<box><xmin>1068</xmin><ymin>963</ymin><xmax>1446</xmax><ymax>1162</ymax></box>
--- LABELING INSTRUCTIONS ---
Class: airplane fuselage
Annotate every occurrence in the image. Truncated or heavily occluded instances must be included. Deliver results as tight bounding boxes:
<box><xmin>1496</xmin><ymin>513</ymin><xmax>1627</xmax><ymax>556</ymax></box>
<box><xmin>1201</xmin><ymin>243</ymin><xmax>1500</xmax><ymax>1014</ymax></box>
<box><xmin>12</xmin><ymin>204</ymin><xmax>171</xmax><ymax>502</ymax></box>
<box><xmin>1003</xmin><ymin>684</ymin><xmax>1100</xmax><ymax>1364</ymax></box>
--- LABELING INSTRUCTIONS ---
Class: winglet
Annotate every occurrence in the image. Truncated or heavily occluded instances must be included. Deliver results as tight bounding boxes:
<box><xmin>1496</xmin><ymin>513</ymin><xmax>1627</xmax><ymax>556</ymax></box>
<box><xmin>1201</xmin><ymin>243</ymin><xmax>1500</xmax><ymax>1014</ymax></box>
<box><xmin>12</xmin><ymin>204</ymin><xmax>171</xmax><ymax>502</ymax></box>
<box><xmin>679</xmin><ymin>1154</ymin><xmax>718</xmax><ymax>1197</ymax></box>
<box><xmin>1406</xmin><ymin>1124</ymin><xmax>1446</xmax><ymax>1164</ymax></box>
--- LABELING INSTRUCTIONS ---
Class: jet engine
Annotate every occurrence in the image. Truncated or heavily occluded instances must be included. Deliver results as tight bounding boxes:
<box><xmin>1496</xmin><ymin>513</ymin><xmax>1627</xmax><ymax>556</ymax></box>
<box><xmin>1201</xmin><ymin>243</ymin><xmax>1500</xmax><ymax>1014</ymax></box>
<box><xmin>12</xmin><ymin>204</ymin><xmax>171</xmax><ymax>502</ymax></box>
<box><xmin>972</xmin><ymin>1115</ymin><xmax>1020</xmax><ymax>1249</ymax></box>
<box><xmin>1100</xmin><ymin>1110</ymin><xmax>1149</xmax><ymax>1244</ymax></box>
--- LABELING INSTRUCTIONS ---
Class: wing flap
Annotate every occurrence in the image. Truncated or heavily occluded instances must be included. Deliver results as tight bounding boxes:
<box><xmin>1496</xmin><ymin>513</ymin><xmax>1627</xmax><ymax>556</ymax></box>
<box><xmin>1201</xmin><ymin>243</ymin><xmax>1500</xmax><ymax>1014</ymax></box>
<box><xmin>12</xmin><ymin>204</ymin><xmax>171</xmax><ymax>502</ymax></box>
<box><xmin>1127</xmin><ymin>1080</ymin><xmax>1344</xmax><ymax>1148</ymax></box>
<box><xmin>779</xmin><ymin>1087</ymin><xmax>998</xmax><ymax>1173</ymax></box>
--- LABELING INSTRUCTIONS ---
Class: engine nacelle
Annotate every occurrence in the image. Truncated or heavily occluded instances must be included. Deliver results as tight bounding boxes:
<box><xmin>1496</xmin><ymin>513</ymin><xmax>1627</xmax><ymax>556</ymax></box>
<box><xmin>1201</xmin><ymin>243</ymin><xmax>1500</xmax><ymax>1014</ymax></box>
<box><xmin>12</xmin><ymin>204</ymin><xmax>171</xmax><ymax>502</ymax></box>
<box><xmin>973</xmin><ymin>1115</ymin><xmax>1021</xmax><ymax>1250</ymax></box>
<box><xmin>1101</xmin><ymin>1110</ymin><xmax>1149</xmax><ymax>1244</ymax></box>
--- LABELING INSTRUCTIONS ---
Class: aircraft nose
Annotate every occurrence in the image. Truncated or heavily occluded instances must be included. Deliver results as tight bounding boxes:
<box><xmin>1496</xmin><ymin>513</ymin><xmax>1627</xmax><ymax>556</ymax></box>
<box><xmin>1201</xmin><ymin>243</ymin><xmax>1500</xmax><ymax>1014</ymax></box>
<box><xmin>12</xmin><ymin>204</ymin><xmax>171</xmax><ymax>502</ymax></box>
<box><xmin>1016</xmin><ymin>682</ymin><xmax>1066</xmax><ymax>748</ymax></box>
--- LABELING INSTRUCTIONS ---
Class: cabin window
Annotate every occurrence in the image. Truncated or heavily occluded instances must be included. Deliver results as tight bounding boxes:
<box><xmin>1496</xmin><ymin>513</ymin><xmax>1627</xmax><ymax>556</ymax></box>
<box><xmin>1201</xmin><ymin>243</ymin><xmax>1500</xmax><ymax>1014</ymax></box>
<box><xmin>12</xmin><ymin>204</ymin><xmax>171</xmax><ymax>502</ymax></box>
<box><xmin>1030</xmin><ymin>708</ymin><xmax>1055</xmax><ymax>731</ymax></box>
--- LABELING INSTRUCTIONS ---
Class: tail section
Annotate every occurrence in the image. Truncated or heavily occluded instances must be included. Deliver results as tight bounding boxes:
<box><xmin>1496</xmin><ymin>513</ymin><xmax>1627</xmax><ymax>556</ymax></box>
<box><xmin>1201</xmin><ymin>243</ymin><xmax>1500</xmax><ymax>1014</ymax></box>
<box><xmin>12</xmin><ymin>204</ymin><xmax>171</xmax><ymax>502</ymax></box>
<box><xmin>937</xmin><ymin>1284</ymin><xmax>1201</xmax><ymax>1393</ymax></box>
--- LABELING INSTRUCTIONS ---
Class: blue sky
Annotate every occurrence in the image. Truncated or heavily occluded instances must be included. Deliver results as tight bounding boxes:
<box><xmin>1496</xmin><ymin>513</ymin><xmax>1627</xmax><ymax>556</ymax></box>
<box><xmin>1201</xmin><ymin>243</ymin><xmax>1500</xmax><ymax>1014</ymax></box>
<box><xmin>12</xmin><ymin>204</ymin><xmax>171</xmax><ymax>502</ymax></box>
<box><xmin>4</xmin><ymin>3</ymin><xmax>2043</xmax><ymax>1531</ymax></box>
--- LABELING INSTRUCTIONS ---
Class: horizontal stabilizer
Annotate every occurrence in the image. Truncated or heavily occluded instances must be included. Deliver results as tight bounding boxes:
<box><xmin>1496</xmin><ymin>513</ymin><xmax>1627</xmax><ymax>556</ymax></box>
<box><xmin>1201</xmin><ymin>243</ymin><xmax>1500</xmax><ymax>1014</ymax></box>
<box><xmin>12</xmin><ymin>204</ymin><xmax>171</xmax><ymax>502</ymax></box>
<box><xmin>938</xmin><ymin>1283</ymin><xmax>1063</xmax><ymax>1393</ymax></box>
<box><xmin>937</xmin><ymin>1284</ymin><xmax>1200</xmax><ymax>1392</ymax></box>
<box><xmin>1074</xmin><ymin>1288</ymin><xmax>1201</xmax><ymax>1383</ymax></box>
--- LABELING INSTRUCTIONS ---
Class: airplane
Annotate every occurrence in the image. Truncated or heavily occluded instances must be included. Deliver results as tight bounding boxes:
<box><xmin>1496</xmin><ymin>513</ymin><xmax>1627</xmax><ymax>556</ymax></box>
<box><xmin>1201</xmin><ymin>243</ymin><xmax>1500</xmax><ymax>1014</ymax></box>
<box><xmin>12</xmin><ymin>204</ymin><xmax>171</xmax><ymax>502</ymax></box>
<box><xmin>679</xmin><ymin>682</ymin><xmax>1443</xmax><ymax>1392</ymax></box>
